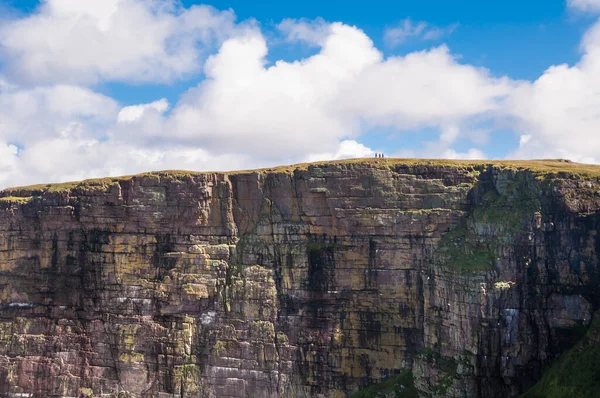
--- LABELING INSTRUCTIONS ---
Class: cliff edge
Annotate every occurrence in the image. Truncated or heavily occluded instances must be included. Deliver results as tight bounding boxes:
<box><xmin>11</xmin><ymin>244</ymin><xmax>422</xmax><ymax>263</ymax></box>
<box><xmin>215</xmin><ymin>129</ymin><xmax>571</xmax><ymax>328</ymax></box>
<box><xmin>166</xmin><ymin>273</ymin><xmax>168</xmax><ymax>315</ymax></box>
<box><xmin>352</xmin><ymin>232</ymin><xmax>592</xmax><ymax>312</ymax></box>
<box><xmin>0</xmin><ymin>158</ymin><xmax>598</xmax><ymax>397</ymax></box>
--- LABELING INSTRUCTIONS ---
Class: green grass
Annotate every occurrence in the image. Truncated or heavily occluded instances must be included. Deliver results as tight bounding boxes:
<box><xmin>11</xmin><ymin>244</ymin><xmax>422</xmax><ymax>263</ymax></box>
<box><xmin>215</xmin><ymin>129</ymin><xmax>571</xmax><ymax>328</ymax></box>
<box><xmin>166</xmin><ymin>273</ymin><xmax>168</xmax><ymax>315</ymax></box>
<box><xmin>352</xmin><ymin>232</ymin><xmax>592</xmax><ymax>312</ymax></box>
<box><xmin>520</xmin><ymin>313</ymin><xmax>600</xmax><ymax>398</ymax></box>
<box><xmin>350</xmin><ymin>370</ymin><xmax>418</xmax><ymax>398</ymax></box>
<box><xmin>247</xmin><ymin>158</ymin><xmax>600</xmax><ymax>179</ymax></box>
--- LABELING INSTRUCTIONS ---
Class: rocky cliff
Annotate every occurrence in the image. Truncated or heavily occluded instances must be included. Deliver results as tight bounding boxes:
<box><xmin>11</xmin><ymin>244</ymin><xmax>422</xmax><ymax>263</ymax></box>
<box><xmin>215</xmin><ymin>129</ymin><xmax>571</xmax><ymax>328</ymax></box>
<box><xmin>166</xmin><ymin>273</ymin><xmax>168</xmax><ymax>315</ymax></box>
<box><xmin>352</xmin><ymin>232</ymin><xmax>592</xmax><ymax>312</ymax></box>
<box><xmin>0</xmin><ymin>159</ymin><xmax>598</xmax><ymax>398</ymax></box>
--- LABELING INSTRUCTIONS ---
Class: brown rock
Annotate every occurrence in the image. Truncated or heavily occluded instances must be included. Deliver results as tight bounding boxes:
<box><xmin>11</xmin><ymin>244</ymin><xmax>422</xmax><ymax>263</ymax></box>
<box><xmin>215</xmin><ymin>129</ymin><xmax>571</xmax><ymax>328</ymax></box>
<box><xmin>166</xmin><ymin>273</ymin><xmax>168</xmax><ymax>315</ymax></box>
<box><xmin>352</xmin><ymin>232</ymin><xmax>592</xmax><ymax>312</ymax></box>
<box><xmin>0</xmin><ymin>160</ymin><xmax>598</xmax><ymax>397</ymax></box>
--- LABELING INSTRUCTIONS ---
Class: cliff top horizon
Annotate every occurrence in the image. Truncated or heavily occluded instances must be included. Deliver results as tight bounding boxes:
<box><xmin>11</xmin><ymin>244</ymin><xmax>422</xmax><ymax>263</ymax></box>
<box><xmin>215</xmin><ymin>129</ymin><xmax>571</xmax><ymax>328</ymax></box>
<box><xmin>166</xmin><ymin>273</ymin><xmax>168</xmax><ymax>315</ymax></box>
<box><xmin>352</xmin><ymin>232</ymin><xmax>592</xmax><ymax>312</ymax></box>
<box><xmin>1</xmin><ymin>157</ymin><xmax>599</xmax><ymax>196</ymax></box>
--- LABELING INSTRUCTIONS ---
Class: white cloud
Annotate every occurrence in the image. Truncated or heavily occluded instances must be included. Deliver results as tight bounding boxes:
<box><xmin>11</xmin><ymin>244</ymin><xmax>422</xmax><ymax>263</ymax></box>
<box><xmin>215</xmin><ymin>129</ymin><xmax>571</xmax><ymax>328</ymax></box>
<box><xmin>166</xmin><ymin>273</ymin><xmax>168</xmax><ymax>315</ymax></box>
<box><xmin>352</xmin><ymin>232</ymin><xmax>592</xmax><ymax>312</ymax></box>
<box><xmin>0</xmin><ymin>0</ymin><xmax>238</xmax><ymax>85</ymax></box>
<box><xmin>0</xmin><ymin>19</ymin><xmax>514</xmax><ymax>188</ymax></box>
<box><xmin>336</xmin><ymin>46</ymin><xmax>515</xmax><ymax>130</ymax></box>
<box><xmin>159</xmin><ymin>24</ymin><xmax>382</xmax><ymax>156</ymax></box>
<box><xmin>5</xmin><ymin>2</ymin><xmax>600</xmax><ymax>188</ymax></box>
<box><xmin>390</xmin><ymin>141</ymin><xmax>487</xmax><ymax>161</ymax></box>
<box><xmin>9</xmin><ymin>135</ymin><xmax>260</xmax><ymax>188</ymax></box>
<box><xmin>384</xmin><ymin>18</ymin><xmax>458</xmax><ymax>47</ymax></box>
<box><xmin>277</xmin><ymin>17</ymin><xmax>332</xmax><ymax>46</ymax></box>
<box><xmin>144</xmin><ymin>24</ymin><xmax>511</xmax><ymax>161</ymax></box>
<box><xmin>0</xmin><ymin>83</ymin><xmax>119</xmax><ymax>145</ymax></box>
<box><xmin>118</xmin><ymin>98</ymin><xmax>169</xmax><ymax>123</ymax></box>
<box><xmin>304</xmin><ymin>140</ymin><xmax>375</xmax><ymax>162</ymax></box>
<box><xmin>389</xmin><ymin>124</ymin><xmax>487</xmax><ymax>161</ymax></box>
<box><xmin>442</xmin><ymin>148</ymin><xmax>486</xmax><ymax>160</ymax></box>
<box><xmin>0</xmin><ymin>143</ymin><xmax>19</xmax><ymax>170</ymax></box>
<box><xmin>568</xmin><ymin>0</ymin><xmax>600</xmax><ymax>13</ymax></box>
<box><xmin>507</xmin><ymin>17</ymin><xmax>600</xmax><ymax>163</ymax></box>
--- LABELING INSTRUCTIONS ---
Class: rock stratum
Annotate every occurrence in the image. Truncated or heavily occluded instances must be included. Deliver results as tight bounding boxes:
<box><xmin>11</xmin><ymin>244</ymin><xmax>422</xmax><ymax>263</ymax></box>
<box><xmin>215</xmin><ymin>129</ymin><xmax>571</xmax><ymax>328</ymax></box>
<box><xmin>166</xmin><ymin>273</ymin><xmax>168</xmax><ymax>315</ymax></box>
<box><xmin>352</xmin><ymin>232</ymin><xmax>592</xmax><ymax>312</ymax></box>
<box><xmin>0</xmin><ymin>159</ymin><xmax>598</xmax><ymax>398</ymax></box>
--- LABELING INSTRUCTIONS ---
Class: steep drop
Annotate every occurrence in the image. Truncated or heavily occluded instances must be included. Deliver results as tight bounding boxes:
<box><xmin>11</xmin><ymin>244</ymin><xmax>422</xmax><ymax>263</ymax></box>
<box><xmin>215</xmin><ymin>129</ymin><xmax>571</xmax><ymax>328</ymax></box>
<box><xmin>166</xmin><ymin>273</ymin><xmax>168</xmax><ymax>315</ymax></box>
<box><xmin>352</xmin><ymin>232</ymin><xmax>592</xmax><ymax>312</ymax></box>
<box><xmin>0</xmin><ymin>159</ymin><xmax>598</xmax><ymax>397</ymax></box>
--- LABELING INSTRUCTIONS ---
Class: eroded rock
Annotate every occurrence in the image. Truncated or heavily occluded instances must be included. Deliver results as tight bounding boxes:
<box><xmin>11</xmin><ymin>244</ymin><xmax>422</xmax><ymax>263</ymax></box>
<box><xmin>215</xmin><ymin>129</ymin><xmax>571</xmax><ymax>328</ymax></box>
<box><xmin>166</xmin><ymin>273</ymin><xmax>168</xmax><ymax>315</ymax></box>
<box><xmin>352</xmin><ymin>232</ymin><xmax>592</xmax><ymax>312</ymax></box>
<box><xmin>0</xmin><ymin>161</ymin><xmax>597</xmax><ymax>397</ymax></box>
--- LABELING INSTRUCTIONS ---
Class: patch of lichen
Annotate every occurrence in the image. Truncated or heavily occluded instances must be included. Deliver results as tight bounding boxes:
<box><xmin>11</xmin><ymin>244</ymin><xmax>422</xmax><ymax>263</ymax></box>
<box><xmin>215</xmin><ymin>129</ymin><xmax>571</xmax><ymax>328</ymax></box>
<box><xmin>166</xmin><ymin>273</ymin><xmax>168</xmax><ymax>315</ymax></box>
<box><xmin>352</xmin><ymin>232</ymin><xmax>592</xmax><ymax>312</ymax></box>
<box><xmin>250</xmin><ymin>320</ymin><xmax>276</xmax><ymax>341</ymax></box>
<box><xmin>118</xmin><ymin>352</ymin><xmax>144</xmax><ymax>363</ymax></box>
<box><xmin>118</xmin><ymin>324</ymin><xmax>139</xmax><ymax>351</ymax></box>
<box><xmin>173</xmin><ymin>363</ymin><xmax>203</xmax><ymax>394</ymax></box>
<box><xmin>519</xmin><ymin>313</ymin><xmax>600</xmax><ymax>398</ymax></box>
<box><xmin>349</xmin><ymin>370</ymin><xmax>418</xmax><ymax>398</ymax></box>
<box><xmin>213</xmin><ymin>339</ymin><xmax>238</xmax><ymax>356</ymax></box>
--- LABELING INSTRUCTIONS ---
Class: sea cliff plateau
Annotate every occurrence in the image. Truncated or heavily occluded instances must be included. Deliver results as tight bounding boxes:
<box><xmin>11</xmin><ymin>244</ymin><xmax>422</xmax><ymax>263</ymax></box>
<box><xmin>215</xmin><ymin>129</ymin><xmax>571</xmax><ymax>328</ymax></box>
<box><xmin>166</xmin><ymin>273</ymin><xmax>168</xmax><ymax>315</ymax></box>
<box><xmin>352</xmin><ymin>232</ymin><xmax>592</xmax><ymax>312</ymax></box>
<box><xmin>0</xmin><ymin>159</ymin><xmax>598</xmax><ymax>397</ymax></box>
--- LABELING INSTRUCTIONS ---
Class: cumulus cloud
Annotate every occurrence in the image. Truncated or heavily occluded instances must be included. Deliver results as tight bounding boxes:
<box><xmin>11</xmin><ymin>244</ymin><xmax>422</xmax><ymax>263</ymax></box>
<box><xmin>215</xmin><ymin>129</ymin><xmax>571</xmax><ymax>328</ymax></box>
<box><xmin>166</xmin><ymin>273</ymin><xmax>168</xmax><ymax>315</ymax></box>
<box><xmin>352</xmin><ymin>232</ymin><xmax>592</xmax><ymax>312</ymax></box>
<box><xmin>304</xmin><ymin>140</ymin><xmax>375</xmax><ymax>162</ymax></box>
<box><xmin>0</xmin><ymin>12</ymin><xmax>518</xmax><ymax>187</ymax></box>
<box><xmin>0</xmin><ymin>82</ymin><xmax>119</xmax><ymax>145</ymax></box>
<box><xmin>337</xmin><ymin>46</ymin><xmax>514</xmax><ymax>130</ymax></box>
<box><xmin>152</xmin><ymin>24</ymin><xmax>381</xmax><ymax>156</ymax></box>
<box><xmin>3</xmin><ymin>0</ymin><xmax>600</xmax><ymax>188</ymax></box>
<box><xmin>143</xmin><ymin>24</ymin><xmax>511</xmax><ymax>161</ymax></box>
<box><xmin>0</xmin><ymin>0</ymin><xmax>238</xmax><ymax>84</ymax></box>
<box><xmin>507</xmin><ymin>17</ymin><xmax>600</xmax><ymax>163</ymax></box>
<box><xmin>11</xmin><ymin>137</ymin><xmax>256</xmax><ymax>187</ymax></box>
<box><xmin>277</xmin><ymin>17</ymin><xmax>332</xmax><ymax>46</ymax></box>
<box><xmin>118</xmin><ymin>98</ymin><xmax>169</xmax><ymax>123</ymax></box>
<box><xmin>384</xmin><ymin>18</ymin><xmax>458</xmax><ymax>47</ymax></box>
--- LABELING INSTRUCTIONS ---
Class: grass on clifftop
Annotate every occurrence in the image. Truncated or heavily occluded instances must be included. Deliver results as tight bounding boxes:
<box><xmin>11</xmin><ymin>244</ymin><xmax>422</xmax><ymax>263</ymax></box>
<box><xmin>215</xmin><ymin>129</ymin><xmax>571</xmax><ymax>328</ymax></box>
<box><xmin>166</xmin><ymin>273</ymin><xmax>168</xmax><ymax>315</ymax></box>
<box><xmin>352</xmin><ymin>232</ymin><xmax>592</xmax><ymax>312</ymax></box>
<box><xmin>247</xmin><ymin>158</ymin><xmax>600</xmax><ymax>178</ymax></box>
<box><xmin>2</xmin><ymin>158</ymin><xmax>600</xmax><ymax>197</ymax></box>
<box><xmin>350</xmin><ymin>370</ymin><xmax>418</xmax><ymax>398</ymax></box>
<box><xmin>520</xmin><ymin>313</ymin><xmax>600</xmax><ymax>398</ymax></box>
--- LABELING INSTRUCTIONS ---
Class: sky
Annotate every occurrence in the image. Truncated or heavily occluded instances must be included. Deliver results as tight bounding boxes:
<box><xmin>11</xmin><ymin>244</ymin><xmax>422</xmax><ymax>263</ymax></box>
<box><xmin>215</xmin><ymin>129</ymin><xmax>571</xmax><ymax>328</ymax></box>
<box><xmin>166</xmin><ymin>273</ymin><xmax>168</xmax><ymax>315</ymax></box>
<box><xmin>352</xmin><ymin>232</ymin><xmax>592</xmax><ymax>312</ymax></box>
<box><xmin>0</xmin><ymin>0</ymin><xmax>599</xmax><ymax>188</ymax></box>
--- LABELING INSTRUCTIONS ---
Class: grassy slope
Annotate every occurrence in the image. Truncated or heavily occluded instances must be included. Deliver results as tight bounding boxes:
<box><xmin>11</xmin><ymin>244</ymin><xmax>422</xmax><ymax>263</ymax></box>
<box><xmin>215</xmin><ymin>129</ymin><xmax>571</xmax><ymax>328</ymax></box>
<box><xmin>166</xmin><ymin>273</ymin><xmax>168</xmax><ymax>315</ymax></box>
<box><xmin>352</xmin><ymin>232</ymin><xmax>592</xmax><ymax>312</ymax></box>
<box><xmin>520</xmin><ymin>313</ymin><xmax>600</xmax><ymax>398</ymax></box>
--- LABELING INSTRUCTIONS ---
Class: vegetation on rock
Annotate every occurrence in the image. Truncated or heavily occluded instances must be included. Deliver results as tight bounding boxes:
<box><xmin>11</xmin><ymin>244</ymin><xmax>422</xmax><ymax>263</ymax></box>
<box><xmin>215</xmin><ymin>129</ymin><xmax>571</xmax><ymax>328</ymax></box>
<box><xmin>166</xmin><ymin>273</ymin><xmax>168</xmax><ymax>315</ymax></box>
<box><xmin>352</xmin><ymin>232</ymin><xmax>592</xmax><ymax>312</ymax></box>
<box><xmin>435</xmin><ymin>219</ymin><xmax>495</xmax><ymax>273</ymax></box>
<box><xmin>350</xmin><ymin>370</ymin><xmax>418</xmax><ymax>398</ymax></box>
<box><xmin>0</xmin><ymin>159</ymin><xmax>597</xmax><ymax>397</ymax></box>
<box><xmin>520</xmin><ymin>313</ymin><xmax>600</xmax><ymax>398</ymax></box>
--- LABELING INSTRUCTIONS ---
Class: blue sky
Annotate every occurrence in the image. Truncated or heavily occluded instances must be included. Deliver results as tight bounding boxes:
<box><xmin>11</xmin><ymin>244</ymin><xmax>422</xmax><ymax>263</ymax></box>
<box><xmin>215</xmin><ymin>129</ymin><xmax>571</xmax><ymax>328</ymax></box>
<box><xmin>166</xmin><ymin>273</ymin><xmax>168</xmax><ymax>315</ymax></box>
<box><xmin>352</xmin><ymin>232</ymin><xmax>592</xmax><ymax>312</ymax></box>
<box><xmin>2</xmin><ymin>0</ymin><xmax>593</xmax><ymax>79</ymax></box>
<box><xmin>0</xmin><ymin>0</ymin><xmax>599</xmax><ymax>187</ymax></box>
<box><xmin>89</xmin><ymin>1</ymin><xmax>587</xmax><ymax>101</ymax></box>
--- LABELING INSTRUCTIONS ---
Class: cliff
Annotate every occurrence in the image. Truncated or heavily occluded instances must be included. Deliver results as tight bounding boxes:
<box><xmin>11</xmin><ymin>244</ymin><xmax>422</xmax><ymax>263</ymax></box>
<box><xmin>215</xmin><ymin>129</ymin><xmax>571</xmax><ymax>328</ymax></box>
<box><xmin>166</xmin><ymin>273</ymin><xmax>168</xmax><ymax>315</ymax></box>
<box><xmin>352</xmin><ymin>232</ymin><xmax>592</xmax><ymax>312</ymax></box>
<box><xmin>0</xmin><ymin>159</ymin><xmax>598</xmax><ymax>398</ymax></box>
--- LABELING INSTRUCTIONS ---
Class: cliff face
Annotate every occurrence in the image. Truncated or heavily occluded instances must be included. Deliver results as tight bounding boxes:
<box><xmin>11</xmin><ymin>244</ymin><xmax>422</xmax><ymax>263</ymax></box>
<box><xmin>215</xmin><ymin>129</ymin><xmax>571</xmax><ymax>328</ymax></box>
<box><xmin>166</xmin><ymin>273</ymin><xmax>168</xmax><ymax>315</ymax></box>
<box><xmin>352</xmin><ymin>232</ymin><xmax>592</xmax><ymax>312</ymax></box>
<box><xmin>0</xmin><ymin>159</ymin><xmax>598</xmax><ymax>398</ymax></box>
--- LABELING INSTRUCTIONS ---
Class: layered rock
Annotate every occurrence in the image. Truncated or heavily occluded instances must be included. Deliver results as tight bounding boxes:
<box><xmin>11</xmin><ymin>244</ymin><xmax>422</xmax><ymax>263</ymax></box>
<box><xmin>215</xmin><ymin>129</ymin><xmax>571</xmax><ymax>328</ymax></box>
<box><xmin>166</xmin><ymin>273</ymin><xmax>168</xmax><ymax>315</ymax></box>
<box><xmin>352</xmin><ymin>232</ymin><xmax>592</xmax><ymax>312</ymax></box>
<box><xmin>0</xmin><ymin>159</ymin><xmax>597</xmax><ymax>398</ymax></box>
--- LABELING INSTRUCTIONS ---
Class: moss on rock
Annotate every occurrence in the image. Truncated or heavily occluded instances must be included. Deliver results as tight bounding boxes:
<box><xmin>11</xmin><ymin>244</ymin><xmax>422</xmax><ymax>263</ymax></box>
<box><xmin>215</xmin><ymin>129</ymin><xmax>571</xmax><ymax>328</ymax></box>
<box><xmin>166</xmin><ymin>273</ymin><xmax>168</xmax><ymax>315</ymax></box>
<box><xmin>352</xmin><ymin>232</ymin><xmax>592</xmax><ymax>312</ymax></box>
<box><xmin>435</xmin><ymin>220</ymin><xmax>495</xmax><ymax>273</ymax></box>
<box><xmin>349</xmin><ymin>370</ymin><xmax>418</xmax><ymax>398</ymax></box>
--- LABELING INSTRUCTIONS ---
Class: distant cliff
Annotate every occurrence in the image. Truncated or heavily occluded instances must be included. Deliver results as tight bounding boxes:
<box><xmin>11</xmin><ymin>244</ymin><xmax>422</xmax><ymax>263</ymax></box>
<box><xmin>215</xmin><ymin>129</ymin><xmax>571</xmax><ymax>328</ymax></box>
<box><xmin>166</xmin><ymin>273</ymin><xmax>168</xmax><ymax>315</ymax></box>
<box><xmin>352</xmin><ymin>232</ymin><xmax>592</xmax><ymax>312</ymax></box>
<box><xmin>0</xmin><ymin>159</ymin><xmax>598</xmax><ymax>398</ymax></box>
